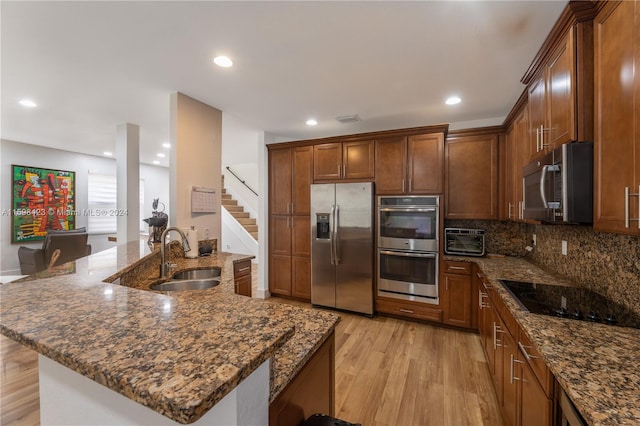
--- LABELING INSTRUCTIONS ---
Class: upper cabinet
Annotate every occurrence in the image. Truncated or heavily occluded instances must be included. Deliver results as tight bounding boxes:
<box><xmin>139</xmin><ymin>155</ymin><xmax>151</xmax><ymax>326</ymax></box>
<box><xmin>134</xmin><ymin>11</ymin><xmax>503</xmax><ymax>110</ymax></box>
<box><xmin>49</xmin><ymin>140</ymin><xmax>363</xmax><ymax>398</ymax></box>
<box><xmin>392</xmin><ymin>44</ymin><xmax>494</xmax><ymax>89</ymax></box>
<box><xmin>270</xmin><ymin>146</ymin><xmax>313</xmax><ymax>215</ymax></box>
<box><xmin>313</xmin><ymin>140</ymin><xmax>374</xmax><ymax>181</ymax></box>
<box><xmin>375</xmin><ymin>132</ymin><xmax>445</xmax><ymax>195</ymax></box>
<box><xmin>521</xmin><ymin>2</ymin><xmax>597</xmax><ymax>162</ymax></box>
<box><xmin>527</xmin><ymin>27</ymin><xmax>576</xmax><ymax>159</ymax></box>
<box><xmin>445</xmin><ymin>131</ymin><xmax>499</xmax><ymax>220</ymax></box>
<box><xmin>501</xmin><ymin>104</ymin><xmax>529</xmax><ymax>222</ymax></box>
<box><xmin>594</xmin><ymin>0</ymin><xmax>640</xmax><ymax>236</ymax></box>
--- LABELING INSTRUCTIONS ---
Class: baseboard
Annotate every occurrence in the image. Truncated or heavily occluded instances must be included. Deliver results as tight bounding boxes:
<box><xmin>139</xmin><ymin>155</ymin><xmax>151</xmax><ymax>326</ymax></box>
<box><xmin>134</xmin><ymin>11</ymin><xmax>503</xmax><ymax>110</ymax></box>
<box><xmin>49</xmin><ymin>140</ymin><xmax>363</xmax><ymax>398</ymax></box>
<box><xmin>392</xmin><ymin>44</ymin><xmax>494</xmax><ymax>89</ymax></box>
<box><xmin>254</xmin><ymin>288</ymin><xmax>270</xmax><ymax>299</ymax></box>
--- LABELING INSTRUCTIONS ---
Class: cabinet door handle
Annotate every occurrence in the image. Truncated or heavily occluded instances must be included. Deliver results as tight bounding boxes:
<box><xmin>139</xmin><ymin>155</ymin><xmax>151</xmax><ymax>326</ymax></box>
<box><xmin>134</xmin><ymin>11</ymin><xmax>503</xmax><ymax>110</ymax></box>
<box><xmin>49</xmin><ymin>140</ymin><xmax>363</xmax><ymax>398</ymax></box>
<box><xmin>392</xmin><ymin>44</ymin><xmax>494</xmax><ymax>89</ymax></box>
<box><xmin>518</xmin><ymin>341</ymin><xmax>538</xmax><ymax>361</ymax></box>
<box><xmin>399</xmin><ymin>308</ymin><xmax>414</xmax><ymax>314</ymax></box>
<box><xmin>238</xmin><ymin>266</ymin><xmax>250</xmax><ymax>272</ymax></box>
<box><xmin>493</xmin><ymin>322</ymin><xmax>505</xmax><ymax>350</ymax></box>
<box><xmin>518</xmin><ymin>201</ymin><xmax>523</xmax><ymax>220</ymax></box>
<box><xmin>449</xmin><ymin>266</ymin><xmax>466</xmax><ymax>270</ymax></box>
<box><xmin>510</xmin><ymin>354</ymin><xmax>525</xmax><ymax>384</ymax></box>
<box><xmin>402</xmin><ymin>179</ymin><xmax>405</xmax><ymax>193</ymax></box>
<box><xmin>508</xmin><ymin>202</ymin><xmax>513</xmax><ymax>219</ymax></box>
<box><xmin>625</xmin><ymin>186</ymin><xmax>640</xmax><ymax>229</ymax></box>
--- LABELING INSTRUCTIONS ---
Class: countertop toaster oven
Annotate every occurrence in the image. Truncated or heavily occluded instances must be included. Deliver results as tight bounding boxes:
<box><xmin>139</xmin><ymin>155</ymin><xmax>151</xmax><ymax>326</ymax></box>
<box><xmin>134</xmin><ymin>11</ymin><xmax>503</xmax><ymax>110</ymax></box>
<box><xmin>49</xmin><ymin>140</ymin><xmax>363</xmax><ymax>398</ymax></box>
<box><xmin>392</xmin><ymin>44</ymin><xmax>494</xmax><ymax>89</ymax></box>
<box><xmin>444</xmin><ymin>228</ymin><xmax>485</xmax><ymax>257</ymax></box>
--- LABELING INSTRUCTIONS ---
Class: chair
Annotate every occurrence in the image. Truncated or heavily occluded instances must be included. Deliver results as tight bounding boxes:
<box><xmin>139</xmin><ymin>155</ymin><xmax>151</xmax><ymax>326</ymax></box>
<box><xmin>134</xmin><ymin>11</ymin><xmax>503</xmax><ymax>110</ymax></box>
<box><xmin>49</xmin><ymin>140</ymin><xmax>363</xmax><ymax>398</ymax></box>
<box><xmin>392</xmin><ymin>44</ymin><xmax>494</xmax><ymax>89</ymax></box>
<box><xmin>18</xmin><ymin>228</ymin><xmax>92</xmax><ymax>275</ymax></box>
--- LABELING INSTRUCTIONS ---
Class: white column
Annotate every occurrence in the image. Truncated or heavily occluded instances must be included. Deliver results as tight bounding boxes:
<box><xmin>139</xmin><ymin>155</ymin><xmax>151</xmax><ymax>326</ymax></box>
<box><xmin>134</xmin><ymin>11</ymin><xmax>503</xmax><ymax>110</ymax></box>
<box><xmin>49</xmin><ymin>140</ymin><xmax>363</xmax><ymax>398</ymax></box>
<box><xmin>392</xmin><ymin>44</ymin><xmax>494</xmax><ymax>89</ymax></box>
<box><xmin>256</xmin><ymin>132</ymin><xmax>271</xmax><ymax>299</ymax></box>
<box><xmin>116</xmin><ymin>123</ymin><xmax>140</xmax><ymax>243</ymax></box>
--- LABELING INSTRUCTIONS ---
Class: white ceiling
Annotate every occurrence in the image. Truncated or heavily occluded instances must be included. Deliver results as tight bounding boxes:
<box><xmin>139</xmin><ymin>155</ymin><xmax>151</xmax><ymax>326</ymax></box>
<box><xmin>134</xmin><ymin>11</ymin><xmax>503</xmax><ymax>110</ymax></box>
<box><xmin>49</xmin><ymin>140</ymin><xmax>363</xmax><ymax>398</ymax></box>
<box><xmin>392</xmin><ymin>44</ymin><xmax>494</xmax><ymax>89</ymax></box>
<box><xmin>1</xmin><ymin>1</ymin><xmax>568</xmax><ymax>166</ymax></box>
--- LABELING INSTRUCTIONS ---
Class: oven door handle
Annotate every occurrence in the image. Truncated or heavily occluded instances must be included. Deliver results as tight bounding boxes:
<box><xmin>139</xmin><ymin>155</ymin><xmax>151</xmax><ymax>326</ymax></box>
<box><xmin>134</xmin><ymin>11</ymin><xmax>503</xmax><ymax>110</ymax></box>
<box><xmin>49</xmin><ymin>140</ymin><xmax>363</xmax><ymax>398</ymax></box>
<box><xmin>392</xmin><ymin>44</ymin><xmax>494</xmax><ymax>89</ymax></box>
<box><xmin>379</xmin><ymin>250</ymin><xmax>437</xmax><ymax>258</ymax></box>
<box><xmin>379</xmin><ymin>207</ymin><xmax>437</xmax><ymax>213</ymax></box>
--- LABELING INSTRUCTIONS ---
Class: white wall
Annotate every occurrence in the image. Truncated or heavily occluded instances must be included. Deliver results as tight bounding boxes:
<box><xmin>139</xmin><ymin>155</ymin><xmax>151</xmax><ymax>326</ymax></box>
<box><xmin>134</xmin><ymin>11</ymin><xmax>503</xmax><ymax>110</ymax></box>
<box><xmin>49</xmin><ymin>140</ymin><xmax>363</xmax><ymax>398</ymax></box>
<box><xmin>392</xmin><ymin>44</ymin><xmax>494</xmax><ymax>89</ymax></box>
<box><xmin>0</xmin><ymin>139</ymin><xmax>169</xmax><ymax>275</ymax></box>
<box><xmin>222</xmin><ymin>113</ymin><xmax>260</xmax><ymax>217</ymax></box>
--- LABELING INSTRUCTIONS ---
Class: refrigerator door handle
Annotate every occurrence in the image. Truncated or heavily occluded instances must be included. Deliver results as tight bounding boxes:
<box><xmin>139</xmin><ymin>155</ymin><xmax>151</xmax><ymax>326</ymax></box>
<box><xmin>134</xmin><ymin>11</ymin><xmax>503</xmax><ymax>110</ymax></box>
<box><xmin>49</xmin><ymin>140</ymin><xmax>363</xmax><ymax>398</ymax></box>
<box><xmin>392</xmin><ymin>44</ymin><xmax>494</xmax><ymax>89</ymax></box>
<box><xmin>329</xmin><ymin>205</ymin><xmax>336</xmax><ymax>265</ymax></box>
<box><xmin>334</xmin><ymin>204</ymin><xmax>341</xmax><ymax>264</ymax></box>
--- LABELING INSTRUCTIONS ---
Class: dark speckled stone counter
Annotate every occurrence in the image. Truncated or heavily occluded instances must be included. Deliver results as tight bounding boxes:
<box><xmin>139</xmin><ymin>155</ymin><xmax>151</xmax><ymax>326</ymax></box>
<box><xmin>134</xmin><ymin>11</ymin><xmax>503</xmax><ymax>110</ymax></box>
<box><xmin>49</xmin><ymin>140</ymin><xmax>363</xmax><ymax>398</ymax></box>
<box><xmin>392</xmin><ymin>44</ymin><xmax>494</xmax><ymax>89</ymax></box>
<box><xmin>0</xmin><ymin>240</ymin><xmax>340</xmax><ymax>424</ymax></box>
<box><xmin>445</xmin><ymin>255</ymin><xmax>640</xmax><ymax>426</ymax></box>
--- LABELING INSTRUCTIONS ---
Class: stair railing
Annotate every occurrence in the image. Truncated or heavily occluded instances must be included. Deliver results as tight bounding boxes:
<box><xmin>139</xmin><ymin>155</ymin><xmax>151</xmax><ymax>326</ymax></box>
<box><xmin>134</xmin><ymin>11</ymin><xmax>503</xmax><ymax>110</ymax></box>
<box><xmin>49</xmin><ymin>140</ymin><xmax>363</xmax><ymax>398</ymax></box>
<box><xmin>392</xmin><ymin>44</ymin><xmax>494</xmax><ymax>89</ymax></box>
<box><xmin>225</xmin><ymin>166</ymin><xmax>258</xmax><ymax>197</ymax></box>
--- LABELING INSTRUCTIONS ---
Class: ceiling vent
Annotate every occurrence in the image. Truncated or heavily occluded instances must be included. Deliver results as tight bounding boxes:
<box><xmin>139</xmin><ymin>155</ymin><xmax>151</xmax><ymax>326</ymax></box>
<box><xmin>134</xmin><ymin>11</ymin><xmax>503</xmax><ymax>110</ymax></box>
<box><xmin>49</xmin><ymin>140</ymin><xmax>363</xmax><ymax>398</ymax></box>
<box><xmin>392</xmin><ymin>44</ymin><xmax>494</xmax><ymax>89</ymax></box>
<box><xmin>336</xmin><ymin>114</ymin><xmax>361</xmax><ymax>124</ymax></box>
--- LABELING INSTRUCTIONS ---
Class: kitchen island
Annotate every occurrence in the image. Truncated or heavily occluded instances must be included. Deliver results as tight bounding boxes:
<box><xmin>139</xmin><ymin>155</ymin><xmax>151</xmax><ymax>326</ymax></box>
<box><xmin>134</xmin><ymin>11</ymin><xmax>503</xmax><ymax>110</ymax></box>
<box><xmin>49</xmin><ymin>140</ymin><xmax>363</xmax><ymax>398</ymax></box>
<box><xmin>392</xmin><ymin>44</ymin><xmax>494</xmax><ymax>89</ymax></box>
<box><xmin>0</xmin><ymin>240</ymin><xmax>340</xmax><ymax>425</ymax></box>
<box><xmin>445</xmin><ymin>255</ymin><xmax>640</xmax><ymax>426</ymax></box>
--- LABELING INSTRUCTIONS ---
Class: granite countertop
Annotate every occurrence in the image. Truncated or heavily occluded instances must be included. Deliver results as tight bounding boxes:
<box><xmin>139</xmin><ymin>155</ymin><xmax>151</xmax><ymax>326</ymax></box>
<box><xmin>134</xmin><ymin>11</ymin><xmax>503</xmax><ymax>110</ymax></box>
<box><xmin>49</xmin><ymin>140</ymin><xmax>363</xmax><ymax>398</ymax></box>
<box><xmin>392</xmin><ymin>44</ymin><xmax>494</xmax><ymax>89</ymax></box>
<box><xmin>0</xmin><ymin>240</ymin><xmax>340</xmax><ymax>424</ymax></box>
<box><xmin>445</xmin><ymin>255</ymin><xmax>640</xmax><ymax>426</ymax></box>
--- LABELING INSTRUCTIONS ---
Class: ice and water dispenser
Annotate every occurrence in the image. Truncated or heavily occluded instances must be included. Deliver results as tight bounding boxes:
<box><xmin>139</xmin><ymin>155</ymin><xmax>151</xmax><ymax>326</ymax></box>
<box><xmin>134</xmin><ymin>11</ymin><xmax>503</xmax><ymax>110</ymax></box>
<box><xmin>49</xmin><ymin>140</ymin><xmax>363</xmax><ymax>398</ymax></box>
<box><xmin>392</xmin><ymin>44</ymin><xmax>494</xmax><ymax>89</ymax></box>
<box><xmin>316</xmin><ymin>213</ymin><xmax>330</xmax><ymax>239</ymax></box>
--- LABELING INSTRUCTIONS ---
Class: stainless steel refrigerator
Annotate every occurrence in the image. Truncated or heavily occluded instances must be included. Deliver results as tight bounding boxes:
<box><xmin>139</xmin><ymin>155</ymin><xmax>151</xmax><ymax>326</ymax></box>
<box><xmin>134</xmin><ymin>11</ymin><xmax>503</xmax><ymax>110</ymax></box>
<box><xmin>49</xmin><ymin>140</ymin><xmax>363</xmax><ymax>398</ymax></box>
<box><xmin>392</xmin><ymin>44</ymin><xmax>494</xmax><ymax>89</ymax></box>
<box><xmin>311</xmin><ymin>182</ymin><xmax>374</xmax><ymax>315</ymax></box>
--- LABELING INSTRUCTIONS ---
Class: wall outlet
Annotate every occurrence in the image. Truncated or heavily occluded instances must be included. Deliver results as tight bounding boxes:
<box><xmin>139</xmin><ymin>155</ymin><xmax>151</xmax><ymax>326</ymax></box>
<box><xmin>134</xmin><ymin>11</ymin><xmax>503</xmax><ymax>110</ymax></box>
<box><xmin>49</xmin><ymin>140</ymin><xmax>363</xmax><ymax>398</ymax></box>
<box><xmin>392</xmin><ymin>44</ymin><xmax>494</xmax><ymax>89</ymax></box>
<box><xmin>532</xmin><ymin>234</ymin><xmax>537</xmax><ymax>246</ymax></box>
<box><xmin>561</xmin><ymin>240</ymin><xmax>567</xmax><ymax>256</ymax></box>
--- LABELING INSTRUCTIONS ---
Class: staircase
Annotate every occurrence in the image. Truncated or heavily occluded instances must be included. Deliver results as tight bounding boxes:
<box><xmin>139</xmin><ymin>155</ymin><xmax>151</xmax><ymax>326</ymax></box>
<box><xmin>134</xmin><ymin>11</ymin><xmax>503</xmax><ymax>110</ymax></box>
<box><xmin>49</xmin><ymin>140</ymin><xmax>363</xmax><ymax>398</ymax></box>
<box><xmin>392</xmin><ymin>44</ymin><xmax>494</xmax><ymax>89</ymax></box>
<box><xmin>221</xmin><ymin>188</ymin><xmax>258</xmax><ymax>241</ymax></box>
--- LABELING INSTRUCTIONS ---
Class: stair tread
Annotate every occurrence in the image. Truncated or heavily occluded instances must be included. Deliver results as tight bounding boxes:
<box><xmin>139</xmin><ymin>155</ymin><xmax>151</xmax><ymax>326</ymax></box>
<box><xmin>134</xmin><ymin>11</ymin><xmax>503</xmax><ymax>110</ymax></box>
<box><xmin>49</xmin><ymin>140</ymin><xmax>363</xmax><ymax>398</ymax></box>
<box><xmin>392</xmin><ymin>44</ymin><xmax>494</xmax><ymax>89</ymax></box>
<box><xmin>221</xmin><ymin>185</ymin><xmax>259</xmax><ymax>241</ymax></box>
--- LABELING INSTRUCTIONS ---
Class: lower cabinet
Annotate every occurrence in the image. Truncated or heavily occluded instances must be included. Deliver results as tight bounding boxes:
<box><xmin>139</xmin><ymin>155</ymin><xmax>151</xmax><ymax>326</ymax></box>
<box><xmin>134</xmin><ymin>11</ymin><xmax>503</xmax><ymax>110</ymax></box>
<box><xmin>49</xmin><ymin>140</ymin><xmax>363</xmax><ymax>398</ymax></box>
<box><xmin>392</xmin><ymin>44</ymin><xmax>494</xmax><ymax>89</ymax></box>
<box><xmin>376</xmin><ymin>297</ymin><xmax>443</xmax><ymax>323</ymax></box>
<box><xmin>269</xmin><ymin>216</ymin><xmax>311</xmax><ymax>301</ymax></box>
<box><xmin>476</xmin><ymin>266</ymin><xmax>554</xmax><ymax>426</ymax></box>
<box><xmin>269</xmin><ymin>333</ymin><xmax>335</xmax><ymax>426</ymax></box>
<box><xmin>441</xmin><ymin>261</ymin><xmax>472</xmax><ymax>328</ymax></box>
<box><xmin>233</xmin><ymin>260</ymin><xmax>252</xmax><ymax>297</ymax></box>
<box><xmin>519</xmin><ymin>354</ymin><xmax>553</xmax><ymax>426</ymax></box>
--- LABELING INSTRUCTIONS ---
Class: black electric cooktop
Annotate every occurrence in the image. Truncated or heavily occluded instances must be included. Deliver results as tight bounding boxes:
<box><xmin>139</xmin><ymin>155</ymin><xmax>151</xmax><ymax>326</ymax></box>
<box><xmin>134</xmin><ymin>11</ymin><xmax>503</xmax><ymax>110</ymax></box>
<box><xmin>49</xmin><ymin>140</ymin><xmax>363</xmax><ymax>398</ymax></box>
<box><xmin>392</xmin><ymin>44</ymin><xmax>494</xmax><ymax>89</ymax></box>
<box><xmin>499</xmin><ymin>280</ymin><xmax>640</xmax><ymax>329</ymax></box>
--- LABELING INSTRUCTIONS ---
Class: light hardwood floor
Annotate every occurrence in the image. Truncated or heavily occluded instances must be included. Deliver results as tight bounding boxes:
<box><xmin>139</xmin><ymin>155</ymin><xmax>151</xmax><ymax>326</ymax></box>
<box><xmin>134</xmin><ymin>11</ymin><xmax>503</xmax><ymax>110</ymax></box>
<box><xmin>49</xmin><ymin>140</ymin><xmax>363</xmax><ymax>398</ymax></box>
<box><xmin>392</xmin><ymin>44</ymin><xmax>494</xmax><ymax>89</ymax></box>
<box><xmin>1</xmin><ymin>269</ymin><xmax>503</xmax><ymax>426</ymax></box>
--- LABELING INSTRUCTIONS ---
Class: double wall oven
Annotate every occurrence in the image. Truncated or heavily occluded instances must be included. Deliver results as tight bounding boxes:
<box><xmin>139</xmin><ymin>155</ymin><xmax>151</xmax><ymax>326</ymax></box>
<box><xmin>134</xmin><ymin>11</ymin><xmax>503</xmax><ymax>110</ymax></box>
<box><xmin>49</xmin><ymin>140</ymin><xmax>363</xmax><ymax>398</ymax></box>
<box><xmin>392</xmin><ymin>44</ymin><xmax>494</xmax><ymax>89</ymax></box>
<box><xmin>377</xmin><ymin>196</ymin><xmax>439</xmax><ymax>304</ymax></box>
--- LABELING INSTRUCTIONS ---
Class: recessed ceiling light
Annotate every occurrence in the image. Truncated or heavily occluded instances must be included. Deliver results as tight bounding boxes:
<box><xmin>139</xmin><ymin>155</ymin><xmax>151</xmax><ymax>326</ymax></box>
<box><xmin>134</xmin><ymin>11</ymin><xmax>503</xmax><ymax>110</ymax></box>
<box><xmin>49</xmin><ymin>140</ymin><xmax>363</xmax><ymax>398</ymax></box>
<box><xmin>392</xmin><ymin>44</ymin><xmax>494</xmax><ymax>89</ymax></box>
<box><xmin>153</xmin><ymin>160</ymin><xmax>160</xmax><ymax>165</ymax></box>
<box><xmin>162</xmin><ymin>143</ymin><xmax>171</xmax><ymax>148</ymax></box>
<box><xmin>19</xmin><ymin>99</ymin><xmax>37</xmax><ymax>107</ymax></box>
<box><xmin>213</xmin><ymin>56</ymin><xmax>233</xmax><ymax>68</ymax></box>
<box><xmin>306</xmin><ymin>119</ymin><xmax>318</xmax><ymax>126</ymax></box>
<box><xmin>103</xmin><ymin>151</ymin><xmax>113</xmax><ymax>156</ymax></box>
<box><xmin>445</xmin><ymin>96</ymin><xmax>462</xmax><ymax>105</ymax></box>
<box><xmin>157</xmin><ymin>153</ymin><xmax>166</xmax><ymax>158</ymax></box>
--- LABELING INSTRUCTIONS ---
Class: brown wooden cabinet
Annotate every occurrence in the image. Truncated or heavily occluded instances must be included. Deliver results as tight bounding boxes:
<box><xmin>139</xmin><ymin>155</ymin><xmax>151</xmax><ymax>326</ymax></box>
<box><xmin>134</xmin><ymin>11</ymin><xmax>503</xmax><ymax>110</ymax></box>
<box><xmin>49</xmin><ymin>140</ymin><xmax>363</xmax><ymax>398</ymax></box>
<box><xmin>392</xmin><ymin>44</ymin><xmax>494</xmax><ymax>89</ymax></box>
<box><xmin>313</xmin><ymin>140</ymin><xmax>374</xmax><ymax>181</ymax></box>
<box><xmin>594</xmin><ymin>0</ymin><xmax>640</xmax><ymax>236</ymax></box>
<box><xmin>269</xmin><ymin>333</ymin><xmax>335</xmax><ymax>426</ymax></box>
<box><xmin>445</xmin><ymin>132</ymin><xmax>499</xmax><ymax>219</ymax></box>
<box><xmin>476</xmin><ymin>265</ymin><xmax>554</xmax><ymax>426</ymax></box>
<box><xmin>233</xmin><ymin>259</ymin><xmax>252</xmax><ymax>297</ymax></box>
<box><xmin>375</xmin><ymin>132</ymin><xmax>445</xmax><ymax>195</ymax></box>
<box><xmin>502</xmin><ymin>106</ymin><xmax>528</xmax><ymax>221</ymax></box>
<box><xmin>440</xmin><ymin>261</ymin><xmax>472</xmax><ymax>328</ymax></box>
<box><xmin>527</xmin><ymin>27</ymin><xmax>577</xmax><ymax>159</ymax></box>
<box><xmin>519</xmin><ymin>355</ymin><xmax>553</xmax><ymax>426</ymax></box>
<box><xmin>268</xmin><ymin>145</ymin><xmax>313</xmax><ymax>299</ymax></box>
<box><xmin>376</xmin><ymin>297</ymin><xmax>443</xmax><ymax>323</ymax></box>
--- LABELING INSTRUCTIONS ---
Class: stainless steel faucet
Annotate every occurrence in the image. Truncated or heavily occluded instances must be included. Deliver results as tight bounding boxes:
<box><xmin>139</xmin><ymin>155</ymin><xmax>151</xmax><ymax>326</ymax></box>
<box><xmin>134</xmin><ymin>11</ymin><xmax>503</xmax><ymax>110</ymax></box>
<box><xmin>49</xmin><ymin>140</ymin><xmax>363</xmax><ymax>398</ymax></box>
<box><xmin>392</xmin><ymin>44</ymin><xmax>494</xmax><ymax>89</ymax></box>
<box><xmin>160</xmin><ymin>227</ymin><xmax>191</xmax><ymax>278</ymax></box>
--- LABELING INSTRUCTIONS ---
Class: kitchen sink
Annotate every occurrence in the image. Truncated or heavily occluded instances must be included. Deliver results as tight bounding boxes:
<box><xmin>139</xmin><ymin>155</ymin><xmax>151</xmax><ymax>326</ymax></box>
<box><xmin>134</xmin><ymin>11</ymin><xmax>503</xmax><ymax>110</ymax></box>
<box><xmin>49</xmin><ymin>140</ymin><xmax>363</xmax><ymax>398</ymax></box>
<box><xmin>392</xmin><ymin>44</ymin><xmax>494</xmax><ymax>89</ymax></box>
<box><xmin>150</xmin><ymin>278</ymin><xmax>220</xmax><ymax>292</ymax></box>
<box><xmin>171</xmin><ymin>268</ymin><xmax>221</xmax><ymax>280</ymax></box>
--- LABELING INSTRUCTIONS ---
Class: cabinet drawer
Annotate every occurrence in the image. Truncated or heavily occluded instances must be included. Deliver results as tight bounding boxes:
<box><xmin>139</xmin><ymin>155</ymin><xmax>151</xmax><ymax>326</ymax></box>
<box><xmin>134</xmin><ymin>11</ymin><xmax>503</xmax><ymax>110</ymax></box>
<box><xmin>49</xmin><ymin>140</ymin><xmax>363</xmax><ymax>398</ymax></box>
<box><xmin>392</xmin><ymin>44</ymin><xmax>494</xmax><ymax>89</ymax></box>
<box><xmin>376</xmin><ymin>298</ymin><xmax>442</xmax><ymax>323</ymax></box>
<box><xmin>518</xmin><ymin>329</ymin><xmax>554</xmax><ymax>397</ymax></box>
<box><xmin>233</xmin><ymin>260</ymin><xmax>252</xmax><ymax>277</ymax></box>
<box><xmin>443</xmin><ymin>261</ymin><xmax>471</xmax><ymax>275</ymax></box>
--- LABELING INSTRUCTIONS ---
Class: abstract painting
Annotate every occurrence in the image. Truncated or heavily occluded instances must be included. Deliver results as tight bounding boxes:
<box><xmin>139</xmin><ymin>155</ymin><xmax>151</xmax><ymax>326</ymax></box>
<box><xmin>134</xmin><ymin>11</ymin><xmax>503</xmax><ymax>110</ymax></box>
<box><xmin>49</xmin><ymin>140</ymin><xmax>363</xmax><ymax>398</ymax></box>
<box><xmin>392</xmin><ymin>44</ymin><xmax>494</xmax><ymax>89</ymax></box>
<box><xmin>11</xmin><ymin>164</ymin><xmax>76</xmax><ymax>243</ymax></box>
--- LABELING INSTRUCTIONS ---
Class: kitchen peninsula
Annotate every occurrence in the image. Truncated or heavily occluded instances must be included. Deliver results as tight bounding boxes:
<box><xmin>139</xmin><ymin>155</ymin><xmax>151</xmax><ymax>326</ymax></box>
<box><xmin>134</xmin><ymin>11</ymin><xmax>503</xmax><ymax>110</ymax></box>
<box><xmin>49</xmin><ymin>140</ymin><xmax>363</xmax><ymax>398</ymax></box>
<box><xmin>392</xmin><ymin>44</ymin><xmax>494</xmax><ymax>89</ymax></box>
<box><xmin>0</xmin><ymin>240</ymin><xmax>340</xmax><ymax>425</ymax></box>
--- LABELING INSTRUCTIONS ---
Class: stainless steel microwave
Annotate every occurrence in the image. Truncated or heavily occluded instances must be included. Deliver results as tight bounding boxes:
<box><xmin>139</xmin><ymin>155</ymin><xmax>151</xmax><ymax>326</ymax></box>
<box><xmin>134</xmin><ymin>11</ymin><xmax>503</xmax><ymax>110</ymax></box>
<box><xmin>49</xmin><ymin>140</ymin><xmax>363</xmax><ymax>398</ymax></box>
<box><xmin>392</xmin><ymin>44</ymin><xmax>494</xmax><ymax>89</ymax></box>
<box><xmin>522</xmin><ymin>141</ymin><xmax>593</xmax><ymax>224</ymax></box>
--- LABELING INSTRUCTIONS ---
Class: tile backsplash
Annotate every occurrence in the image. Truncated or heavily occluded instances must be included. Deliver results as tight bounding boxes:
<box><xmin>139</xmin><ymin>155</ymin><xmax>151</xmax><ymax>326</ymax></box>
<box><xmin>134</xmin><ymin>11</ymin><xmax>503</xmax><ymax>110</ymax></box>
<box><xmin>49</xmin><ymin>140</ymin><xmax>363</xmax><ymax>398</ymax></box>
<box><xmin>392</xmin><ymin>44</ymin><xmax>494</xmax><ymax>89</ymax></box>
<box><xmin>444</xmin><ymin>220</ymin><xmax>640</xmax><ymax>315</ymax></box>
